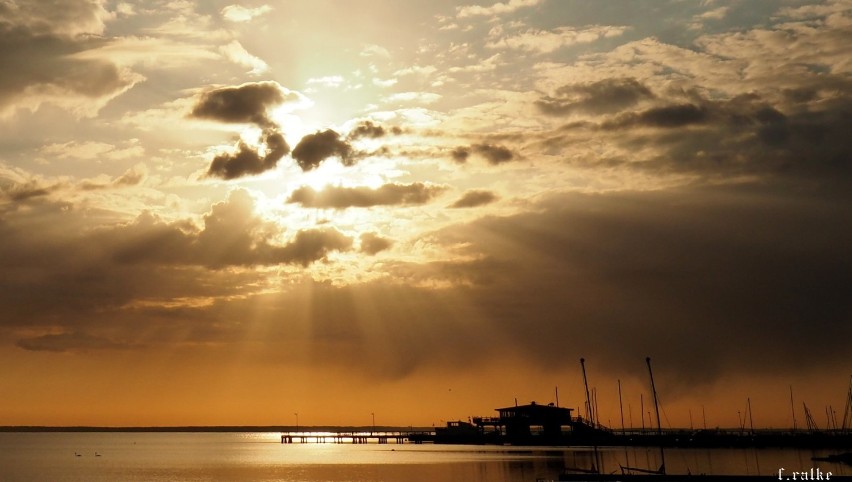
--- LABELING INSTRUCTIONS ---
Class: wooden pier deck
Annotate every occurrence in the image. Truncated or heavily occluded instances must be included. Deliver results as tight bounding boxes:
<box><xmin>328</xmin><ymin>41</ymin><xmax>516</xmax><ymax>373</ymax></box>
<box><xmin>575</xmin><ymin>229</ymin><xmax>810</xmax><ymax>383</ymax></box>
<box><xmin>280</xmin><ymin>431</ymin><xmax>434</xmax><ymax>444</ymax></box>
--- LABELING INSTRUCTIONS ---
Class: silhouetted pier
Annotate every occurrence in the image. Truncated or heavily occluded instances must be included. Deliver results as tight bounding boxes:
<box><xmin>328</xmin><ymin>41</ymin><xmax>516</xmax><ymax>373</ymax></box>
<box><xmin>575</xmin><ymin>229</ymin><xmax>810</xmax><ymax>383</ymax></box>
<box><xmin>280</xmin><ymin>430</ymin><xmax>433</xmax><ymax>444</ymax></box>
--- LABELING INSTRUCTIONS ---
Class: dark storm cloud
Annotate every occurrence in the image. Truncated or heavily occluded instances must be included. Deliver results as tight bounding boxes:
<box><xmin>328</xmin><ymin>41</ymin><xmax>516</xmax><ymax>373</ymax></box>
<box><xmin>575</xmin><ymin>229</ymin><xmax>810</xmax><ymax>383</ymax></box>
<box><xmin>0</xmin><ymin>202</ymin><xmax>223</xmax><ymax>341</ymax></box>
<box><xmin>450</xmin><ymin>146</ymin><xmax>470</xmax><ymax>163</ymax></box>
<box><xmin>626</xmin><ymin>94</ymin><xmax>852</xmax><ymax>180</ymax></box>
<box><xmin>449</xmin><ymin>190</ymin><xmax>498</xmax><ymax>208</ymax></box>
<box><xmin>291</xmin><ymin>129</ymin><xmax>354</xmax><ymax>171</ymax></box>
<box><xmin>599</xmin><ymin>103</ymin><xmax>710</xmax><ymax>130</ymax></box>
<box><xmin>191</xmin><ymin>82</ymin><xmax>299</xmax><ymax>179</ymax></box>
<box><xmin>420</xmin><ymin>185</ymin><xmax>852</xmax><ymax>386</ymax></box>
<box><xmin>16</xmin><ymin>331</ymin><xmax>131</xmax><ymax>352</ymax></box>
<box><xmin>777</xmin><ymin>103</ymin><xmax>852</xmax><ymax>171</ymax></box>
<box><xmin>347</xmin><ymin>120</ymin><xmax>403</xmax><ymax>140</ymax></box>
<box><xmin>473</xmin><ymin>143</ymin><xmax>514</xmax><ymax>164</ymax></box>
<box><xmin>112</xmin><ymin>165</ymin><xmax>147</xmax><ymax>187</ymax></box>
<box><xmin>4</xmin><ymin>186</ymin><xmax>850</xmax><ymax>383</ymax></box>
<box><xmin>0</xmin><ymin>28</ymin><xmax>125</xmax><ymax>105</ymax></box>
<box><xmin>252</xmin><ymin>182</ymin><xmax>849</xmax><ymax>381</ymax></box>
<box><xmin>80</xmin><ymin>165</ymin><xmax>148</xmax><ymax>191</ymax></box>
<box><xmin>359</xmin><ymin>232</ymin><xmax>393</xmax><ymax>255</ymax></box>
<box><xmin>0</xmin><ymin>0</ymin><xmax>107</xmax><ymax>36</ymax></box>
<box><xmin>536</xmin><ymin>78</ymin><xmax>655</xmax><ymax>116</ymax></box>
<box><xmin>532</xmin><ymin>82</ymin><xmax>852</xmax><ymax>187</ymax></box>
<box><xmin>1</xmin><ymin>179</ymin><xmax>62</xmax><ymax>202</ymax></box>
<box><xmin>206</xmin><ymin>129</ymin><xmax>289</xmax><ymax>180</ymax></box>
<box><xmin>450</xmin><ymin>144</ymin><xmax>514</xmax><ymax>164</ymax></box>
<box><xmin>287</xmin><ymin>182</ymin><xmax>446</xmax><ymax>208</ymax></box>
<box><xmin>278</xmin><ymin>228</ymin><xmax>353</xmax><ymax>267</ymax></box>
<box><xmin>0</xmin><ymin>2</ymin><xmax>134</xmax><ymax>115</ymax></box>
<box><xmin>629</xmin><ymin>103</ymin><xmax>709</xmax><ymax>128</ymax></box>
<box><xmin>190</xmin><ymin>81</ymin><xmax>291</xmax><ymax>128</ymax></box>
<box><xmin>2</xmin><ymin>166</ymin><xmax>145</xmax><ymax>204</ymax></box>
<box><xmin>110</xmin><ymin>190</ymin><xmax>352</xmax><ymax>268</ymax></box>
<box><xmin>0</xmin><ymin>188</ymin><xmax>359</xmax><ymax>350</ymax></box>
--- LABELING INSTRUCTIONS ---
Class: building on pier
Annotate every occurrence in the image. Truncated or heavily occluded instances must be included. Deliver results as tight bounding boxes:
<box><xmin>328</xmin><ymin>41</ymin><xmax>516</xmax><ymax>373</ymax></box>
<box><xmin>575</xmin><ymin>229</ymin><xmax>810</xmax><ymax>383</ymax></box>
<box><xmin>474</xmin><ymin>401</ymin><xmax>579</xmax><ymax>442</ymax></box>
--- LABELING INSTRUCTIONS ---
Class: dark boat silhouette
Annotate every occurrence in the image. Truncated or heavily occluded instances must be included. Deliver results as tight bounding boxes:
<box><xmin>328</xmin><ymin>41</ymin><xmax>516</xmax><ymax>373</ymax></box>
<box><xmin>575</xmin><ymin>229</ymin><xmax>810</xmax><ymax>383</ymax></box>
<box><xmin>554</xmin><ymin>474</ymin><xmax>852</xmax><ymax>481</ymax></box>
<box><xmin>554</xmin><ymin>360</ymin><xmax>852</xmax><ymax>482</ymax></box>
<box><xmin>812</xmin><ymin>452</ymin><xmax>852</xmax><ymax>466</ymax></box>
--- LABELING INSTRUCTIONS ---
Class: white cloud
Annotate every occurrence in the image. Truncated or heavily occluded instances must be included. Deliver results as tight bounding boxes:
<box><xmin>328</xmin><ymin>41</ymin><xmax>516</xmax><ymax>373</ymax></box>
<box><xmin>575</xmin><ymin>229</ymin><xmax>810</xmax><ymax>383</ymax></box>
<box><xmin>306</xmin><ymin>75</ymin><xmax>346</xmax><ymax>88</ymax></box>
<box><xmin>533</xmin><ymin>5</ymin><xmax>852</xmax><ymax>108</ymax></box>
<box><xmin>219</xmin><ymin>40</ymin><xmax>269</xmax><ymax>75</ymax></box>
<box><xmin>384</xmin><ymin>92</ymin><xmax>443</xmax><ymax>104</ymax></box>
<box><xmin>372</xmin><ymin>107</ymin><xmax>444</xmax><ymax>127</ymax></box>
<box><xmin>457</xmin><ymin>0</ymin><xmax>541</xmax><ymax>18</ymax></box>
<box><xmin>360</xmin><ymin>44</ymin><xmax>390</xmax><ymax>58</ymax></box>
<box><xmin>119</xmin><ymin>96</ymin><xmax>200</xmax><ymax>132</ymax></box>
<box><xmin>698</xmin><ymin>6</ymin><xmax>730</xmax><ymax>20</ymax></box>
<box><xmin>688</xmin><ymin>5</ymin><xmax>731</xmax><ymax>29</ymax></box>
<box><xmin>73</xmin><ymin>36</ymin><xmax>220</xmax><ymax>69</ymax></box>
<box><xmin>115</xmin><ymin>3</ymin><xmax>136</xmax><ymax>17</ymax></box>
<box><xmin>221</xmin><ymin>4</ymin><xmax>273</xmax><ymax>22</ymax></box>
<box><xmin>372</xmin><ymin>77</ymin><xmax>398</xmax><ymax>88</ymax></box>
<box><xmin>143</xmin><ymin>12</ymin><xmax>230</xmax><ymax>41</ymax></box>
<box><xmin>38</xmin><ymin>140</ymin><xmax>145</xmax><ymax>162</ymax></box>
<box><xmin>393</xmin><ymin>65</ymin><xmax>438</xmax><ymax>77</ymax></box>
<box><xmin>1</xmin><ymin>72</ymin><xmax>143</xmax><ymax>120</ymax></box>
<box><xmin>532</xmin><ymin>37</ymin><xmax>743</xmax><ymax>96</ymax></box>
<box><xmin>448</xmin><ymin>53</ymin><xmax>502</xmax><ymax>73</ymax></box>
<box><xmin>697</xmin><ymin>18</ymin><xmax>852</xmax><ymax>79</ymax></box>
<box><xmin>487</xmin><ymin>25</ymin><xmax>628</xmax><ymax>53</ymax></box>
<box><xmin>776</xmin><ymin>0</ymin><xmax>851</xmax><ymax>20</ymax></box>
<box><xmin>39</xmin><ymin>141</ymin><xmax>114</xmax><ymax>160</ymax></box>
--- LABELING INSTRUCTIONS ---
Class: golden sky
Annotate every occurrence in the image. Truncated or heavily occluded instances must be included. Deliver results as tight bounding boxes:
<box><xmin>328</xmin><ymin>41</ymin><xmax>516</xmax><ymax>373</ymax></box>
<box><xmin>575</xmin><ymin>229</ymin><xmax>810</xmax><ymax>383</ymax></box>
<box><xmin>1</xmin><ymin>0</ymin><xmax>851</xmax><ymax>428</ymax></box>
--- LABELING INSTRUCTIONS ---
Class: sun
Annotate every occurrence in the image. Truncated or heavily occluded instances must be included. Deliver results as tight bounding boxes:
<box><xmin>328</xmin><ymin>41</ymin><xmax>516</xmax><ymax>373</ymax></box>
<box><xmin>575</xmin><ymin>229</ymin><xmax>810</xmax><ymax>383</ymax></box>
<box><xmin>300</xmin><ymin>160</ymin><xmax>349</xmax><ymax>191</ymax></box>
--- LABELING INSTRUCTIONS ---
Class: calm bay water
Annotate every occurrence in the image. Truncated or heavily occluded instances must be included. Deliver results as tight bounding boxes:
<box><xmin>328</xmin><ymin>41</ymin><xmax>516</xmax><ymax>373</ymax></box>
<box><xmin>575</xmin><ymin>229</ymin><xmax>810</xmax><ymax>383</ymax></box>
<box><xmin>1</xmin><ymin>432</ymin><xmax>850</xmax><ymax>481</ymax></box>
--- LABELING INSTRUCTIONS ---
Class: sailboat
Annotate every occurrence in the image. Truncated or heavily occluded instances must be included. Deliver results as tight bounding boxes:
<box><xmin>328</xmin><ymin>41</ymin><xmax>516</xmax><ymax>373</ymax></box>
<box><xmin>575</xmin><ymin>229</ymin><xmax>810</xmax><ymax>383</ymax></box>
<box><xmin>557</xmin><ymin>359</ymin><xmax>852</xmax><ymax>482</ymax></box>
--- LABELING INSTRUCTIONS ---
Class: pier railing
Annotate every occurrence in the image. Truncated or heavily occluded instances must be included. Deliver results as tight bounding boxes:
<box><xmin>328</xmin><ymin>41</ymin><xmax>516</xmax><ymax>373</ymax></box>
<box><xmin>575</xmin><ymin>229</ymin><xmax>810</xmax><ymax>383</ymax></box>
<box><xmin>280</xmin><ymin>430</ymin><xmax>434</xmax><ymax>444</ymax></box>
<box><xmin>279</xmin><ymin>427</ymin><xmax>852</xmax><ymax>447</ymax></box>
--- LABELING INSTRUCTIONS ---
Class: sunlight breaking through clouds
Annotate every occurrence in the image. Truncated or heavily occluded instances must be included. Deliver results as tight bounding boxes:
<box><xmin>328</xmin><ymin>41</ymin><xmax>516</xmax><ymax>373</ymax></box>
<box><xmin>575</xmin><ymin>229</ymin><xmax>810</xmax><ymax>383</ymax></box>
<box><xmin>0</xmin><ymin>0</ymin><xmax>851</xmax><ymax>428</ymax></box>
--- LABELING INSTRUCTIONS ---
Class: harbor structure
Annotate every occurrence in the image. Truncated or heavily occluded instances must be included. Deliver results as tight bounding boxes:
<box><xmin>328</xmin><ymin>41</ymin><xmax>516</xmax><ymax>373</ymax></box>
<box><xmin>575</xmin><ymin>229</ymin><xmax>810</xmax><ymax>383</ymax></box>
<box><xmin>417</xmin><ymin>401</ymin><xmax>611</xmax><ymax>445</ymax></box>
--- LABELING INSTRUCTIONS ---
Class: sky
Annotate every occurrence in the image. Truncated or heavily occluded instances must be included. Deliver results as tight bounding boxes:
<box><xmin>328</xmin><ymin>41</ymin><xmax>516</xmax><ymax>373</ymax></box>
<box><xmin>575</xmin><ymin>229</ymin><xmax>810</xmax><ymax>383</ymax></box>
<box><xmin>1</xmin><ymin>0</ymin><xmax>851</xmax><ymax>429</ymax></box>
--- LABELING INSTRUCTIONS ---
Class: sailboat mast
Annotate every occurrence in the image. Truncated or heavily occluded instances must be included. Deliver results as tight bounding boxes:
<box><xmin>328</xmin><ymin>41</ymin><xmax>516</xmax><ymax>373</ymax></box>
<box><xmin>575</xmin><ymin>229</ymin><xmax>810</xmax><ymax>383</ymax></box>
<box><xmin>843</xmin><ymin>376</ymin><xmax>852</xmax><ymax>434</ymax></box>
<box><xmin>581</xmin><ymin>358</ymin><xmax>594</xmax><ymax>427</ymax></box>
<box><xmin>618</xmin><ymin>379</ymin><xmax>625</xmax><ymax>432</ymax></box>
<box><xmin>646</xmin><ymin>357</ymin><xmax>663</xmax><ymax>436</ymax></box>
<box><xmin>747</xmin><ymin>397</ymin><xmax>755</xmax><ymax>435</ymax></box>
<box><xmin>593</xmin><ymin>388</ymin><xmax>600</xmax><ymax>426</ymax></box>
<box><xmin>646</xmin><ymin>356</ymin><xmax>666</xmax><ymax>474</ymax></box>
<box><xmin>790</xmin><ymin>386</ymin><xmax>798</xmax><ymax>431</ymax></box>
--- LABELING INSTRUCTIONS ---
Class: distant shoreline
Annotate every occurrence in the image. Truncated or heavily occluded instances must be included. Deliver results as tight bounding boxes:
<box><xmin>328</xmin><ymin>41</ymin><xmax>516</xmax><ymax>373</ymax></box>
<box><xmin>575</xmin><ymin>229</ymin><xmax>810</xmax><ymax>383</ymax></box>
<box><xmin>0</xmin><ymin>426</ymin><xmax>434</xmax><ymax>433</ymax></box>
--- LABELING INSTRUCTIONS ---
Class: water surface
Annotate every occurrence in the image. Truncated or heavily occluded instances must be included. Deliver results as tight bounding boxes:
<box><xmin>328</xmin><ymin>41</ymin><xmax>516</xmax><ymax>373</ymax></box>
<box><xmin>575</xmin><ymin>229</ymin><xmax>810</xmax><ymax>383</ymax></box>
<box><xmin>1</xmin><ymin>432</ymin><xmax>850</xmax><ymax>481</ymax></box>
